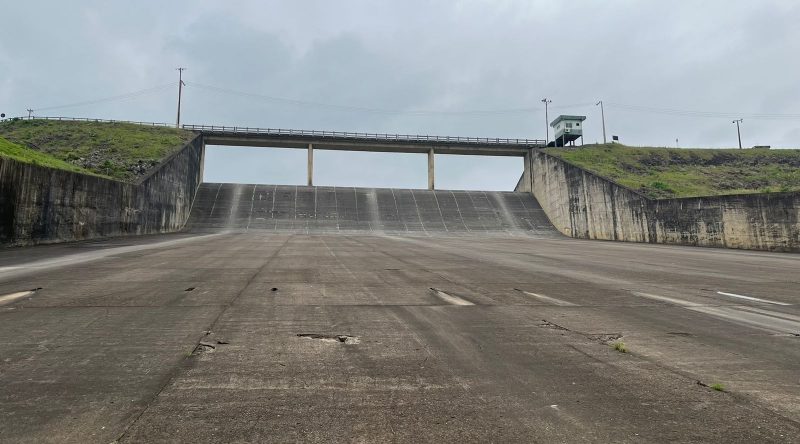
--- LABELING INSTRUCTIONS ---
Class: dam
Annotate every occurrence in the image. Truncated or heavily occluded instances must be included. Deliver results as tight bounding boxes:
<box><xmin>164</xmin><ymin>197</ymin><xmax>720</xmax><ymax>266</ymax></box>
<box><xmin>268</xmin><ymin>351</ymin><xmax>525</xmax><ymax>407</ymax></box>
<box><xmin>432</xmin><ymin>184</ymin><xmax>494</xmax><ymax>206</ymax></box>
<box><xmin>1</xmin><ymin>120</ymin><xmax>799</xmax><ymax>443</ymax></box>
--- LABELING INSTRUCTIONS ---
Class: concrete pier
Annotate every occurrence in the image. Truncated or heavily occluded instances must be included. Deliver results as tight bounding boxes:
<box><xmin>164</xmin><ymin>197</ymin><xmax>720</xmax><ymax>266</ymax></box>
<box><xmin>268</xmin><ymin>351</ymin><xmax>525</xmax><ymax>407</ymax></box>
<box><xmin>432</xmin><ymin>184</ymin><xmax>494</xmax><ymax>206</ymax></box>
<box><xmin>307</xmin><ymin>143</ymin><xmax>314</xmax><ymax>186</ymax></box>
<box><xmin>521</xmin><ymin>148</ymin><xmax>533</xmax><ymax>193</ymax></box>
<box><xmin>427</xmin><ymin>148</ymin><xmax>435</xmax><ymax>190</ymax></box>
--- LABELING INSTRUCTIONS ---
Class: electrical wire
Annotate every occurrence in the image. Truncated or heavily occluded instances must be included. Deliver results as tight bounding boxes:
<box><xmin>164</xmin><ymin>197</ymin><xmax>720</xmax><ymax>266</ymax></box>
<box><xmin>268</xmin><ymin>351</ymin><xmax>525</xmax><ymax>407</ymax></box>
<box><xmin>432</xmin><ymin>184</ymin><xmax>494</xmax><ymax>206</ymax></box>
<box><xmin>605</xmin><ymin>102</ymin><xmax>800</xmax><ymax>120</ymax></box>
<box><xmin>34</xmin><ymin>83</ymin><xmax>174</xmax><ymax>112</ymax></box>
<box><xmin>185</xmin><ymin>82</ymin><xmax>566</xmax><ymax>116</ymax></box>
<box><xmin>28</xmin><ymin>80</ymin><xmax>800</xmax><ymax>121</ymax></box>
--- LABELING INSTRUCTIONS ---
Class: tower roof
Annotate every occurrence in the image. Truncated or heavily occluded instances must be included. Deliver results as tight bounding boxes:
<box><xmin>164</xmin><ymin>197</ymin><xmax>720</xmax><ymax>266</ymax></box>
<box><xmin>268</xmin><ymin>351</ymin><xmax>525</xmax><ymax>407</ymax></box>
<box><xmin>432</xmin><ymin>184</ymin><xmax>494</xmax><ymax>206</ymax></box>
<box><xmin>550</xmin><ymin>115</ymin><xmax>587</xmax><ymax>127</ymax></box>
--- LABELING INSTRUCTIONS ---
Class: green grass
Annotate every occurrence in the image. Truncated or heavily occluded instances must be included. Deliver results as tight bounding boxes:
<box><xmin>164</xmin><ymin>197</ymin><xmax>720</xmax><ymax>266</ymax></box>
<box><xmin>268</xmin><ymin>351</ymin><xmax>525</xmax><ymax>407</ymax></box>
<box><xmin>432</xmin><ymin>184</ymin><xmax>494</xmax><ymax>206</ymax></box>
<box><xmin>710</xmin><ymin>383</ymin><xmax>725</xmax><ymax>392</ymax></box>
<box><xmin>0</xmin><ymin>119</ymin><xmax>196</xmax><ymax>182</ymax></box>
<box><xmin>544</xmin><ymin>144</ymin><xmax>800</xmax><ymax>199</ymax></box>
<box><xmin>0</xmin><ymin>136</ymin><xmax>101</xmax><ymax>176</ymax></box>
<box><xmin>612</xmin><ymin>341</ymin><xmax>627</xmax><ymax>353</ymax></box>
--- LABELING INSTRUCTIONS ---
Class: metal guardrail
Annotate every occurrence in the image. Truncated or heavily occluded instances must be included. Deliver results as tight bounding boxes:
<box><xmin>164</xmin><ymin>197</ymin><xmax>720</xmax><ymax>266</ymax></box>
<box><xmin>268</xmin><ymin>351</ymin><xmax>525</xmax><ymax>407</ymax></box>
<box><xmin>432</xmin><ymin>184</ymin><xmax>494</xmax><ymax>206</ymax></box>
<box><xmin>184</xmin><ymin>124</ymin><xmax>545</xmax><ymax>147</ymax></box>
<box><xmin>5</xmin><ymin>117</ymin><xmax>544</xmax><ymax>147</ymax></box>
<box><xmin>6</xmin><ymin>116</ymin><xmax>175</xmax><ymax>127</ymax></box>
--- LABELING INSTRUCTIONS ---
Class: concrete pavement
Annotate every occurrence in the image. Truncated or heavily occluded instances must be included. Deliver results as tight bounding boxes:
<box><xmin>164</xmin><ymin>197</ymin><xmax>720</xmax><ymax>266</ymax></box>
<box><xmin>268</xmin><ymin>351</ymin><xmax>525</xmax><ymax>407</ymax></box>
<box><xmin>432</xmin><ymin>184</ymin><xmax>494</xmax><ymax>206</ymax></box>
<box><xmin>1</xmin><ymin>230</ymin><xmax>799</xmax><ymax>442</ymax></box>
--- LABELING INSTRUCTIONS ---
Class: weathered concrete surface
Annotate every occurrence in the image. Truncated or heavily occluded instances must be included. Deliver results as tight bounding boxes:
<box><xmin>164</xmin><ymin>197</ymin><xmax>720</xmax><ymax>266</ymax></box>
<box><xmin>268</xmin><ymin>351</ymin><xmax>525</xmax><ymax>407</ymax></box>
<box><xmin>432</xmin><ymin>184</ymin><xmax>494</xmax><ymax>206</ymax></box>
<box><xmin>527</xmin><ymin>151</ymin><xmax>800</xmax><ymax>252</ymax></box>
<box><xmin>1</xmin><ymin>231</ymin><xmax>800</xmax><ymax>442</ymax></box>
<box><xmin>0</xmin><ymin>135</ymin><xmax>204</xmax><ymax>246</ymax></box>
<box><xmin>186</xmin><ymin>183</ymin><xmax>559</xmax><ymax>236</ymax></box>
<box><xmin>200</xmin><ymin>131</ymin><xmax>541</xmax><ymax>156</ymax></box>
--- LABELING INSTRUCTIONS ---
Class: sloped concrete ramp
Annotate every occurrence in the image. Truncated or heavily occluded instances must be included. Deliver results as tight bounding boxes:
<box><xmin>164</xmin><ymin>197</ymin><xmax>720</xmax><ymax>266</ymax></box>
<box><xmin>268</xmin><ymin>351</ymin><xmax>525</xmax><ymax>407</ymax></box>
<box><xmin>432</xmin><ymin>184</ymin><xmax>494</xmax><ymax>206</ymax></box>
<box><xmin>186</xmin><ymin>183</ymin><xmax>560</xmax><ymax>236</ymax></box>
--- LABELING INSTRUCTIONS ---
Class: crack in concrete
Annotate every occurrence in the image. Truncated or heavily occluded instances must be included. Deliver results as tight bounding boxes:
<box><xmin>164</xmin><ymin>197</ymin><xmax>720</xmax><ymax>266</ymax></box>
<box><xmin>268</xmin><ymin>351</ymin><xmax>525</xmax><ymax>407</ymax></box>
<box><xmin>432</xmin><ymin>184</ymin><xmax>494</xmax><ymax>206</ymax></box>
<box><xmin>296</xmin><ymin>333</ymin><xmax>360</xmax><ymax>345</ymax></box>
<box><xmin>113</xmin><ymin>235</ymin><xmax>292</xmax><ymax>443</ymax></box>
<box><xmin>538</xmin><ymin>319</ymin><xmax>623</xmax><ymax>345</ymax></box>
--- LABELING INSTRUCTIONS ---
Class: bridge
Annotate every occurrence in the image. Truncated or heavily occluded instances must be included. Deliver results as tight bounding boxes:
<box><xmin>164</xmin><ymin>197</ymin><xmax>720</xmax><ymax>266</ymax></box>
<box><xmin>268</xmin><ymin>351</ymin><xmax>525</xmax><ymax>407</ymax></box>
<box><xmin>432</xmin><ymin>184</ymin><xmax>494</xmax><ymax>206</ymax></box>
<box><xmin>20</xmin><ymin>118</ymin><xmax>545</xmax><ymax>191</ymax></box>
<box><xmin>186</xmin><ymin>124</ymin><xmax>545</xmax><ymax>191</ymax></box>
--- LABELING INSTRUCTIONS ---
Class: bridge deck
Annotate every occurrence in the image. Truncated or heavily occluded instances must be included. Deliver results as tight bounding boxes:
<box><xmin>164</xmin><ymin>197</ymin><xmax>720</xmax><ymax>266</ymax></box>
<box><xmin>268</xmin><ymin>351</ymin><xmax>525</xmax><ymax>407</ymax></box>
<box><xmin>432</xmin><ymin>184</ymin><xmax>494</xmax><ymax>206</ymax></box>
<box><xmin>23</xmin><ymin>119</ymin><xmax>545</xmax><ymax>156</ymax></box>
<box><xmin>189</xmin><ymin>125</ymin><xmax>545</xmax><ymax>156</ymax></box>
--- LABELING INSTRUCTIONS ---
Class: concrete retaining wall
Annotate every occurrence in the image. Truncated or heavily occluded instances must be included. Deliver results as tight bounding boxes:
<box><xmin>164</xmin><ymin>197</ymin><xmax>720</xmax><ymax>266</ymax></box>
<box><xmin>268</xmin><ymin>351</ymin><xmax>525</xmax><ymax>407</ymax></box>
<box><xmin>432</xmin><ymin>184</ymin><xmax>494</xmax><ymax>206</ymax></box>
<box><xmin>527</xmin><ymin>151</ymin><xmax>800</xmax><ymax>252</ymax></box>
<box><xmin>0</xmin><ymin>135</ymin><xmax>204</xmax><ymax>246</ymax></box>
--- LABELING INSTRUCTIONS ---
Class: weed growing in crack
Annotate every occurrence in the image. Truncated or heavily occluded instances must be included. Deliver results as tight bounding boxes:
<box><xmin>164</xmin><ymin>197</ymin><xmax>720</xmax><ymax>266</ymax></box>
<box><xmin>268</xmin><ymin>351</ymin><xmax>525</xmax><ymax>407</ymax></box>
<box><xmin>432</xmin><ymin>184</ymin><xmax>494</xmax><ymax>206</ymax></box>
<box><xmin>710</xmin><ymin>383</ymin><xmax>725</xmax><ymax>392</ymax></box>
<box><xmin>612</xmin><ymin>341</ymin><xmax>627</xmax><ymax>353</ymax></box>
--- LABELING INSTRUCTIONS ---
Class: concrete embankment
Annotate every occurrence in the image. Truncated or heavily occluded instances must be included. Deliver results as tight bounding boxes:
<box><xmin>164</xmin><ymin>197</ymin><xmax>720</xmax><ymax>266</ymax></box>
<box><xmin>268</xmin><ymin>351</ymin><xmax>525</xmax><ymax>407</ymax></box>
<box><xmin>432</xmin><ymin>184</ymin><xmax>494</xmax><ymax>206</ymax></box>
<box><xmin>0</xmin><ymin>135</ymin><xmax>204</xmax><ymax>246</ymax></box>
<box><xmin>186</xmin><ymin>183</ymin><xmax>559</xmax><ymax>236</ymax></box>
<box><xmin>524</xmin><ymin>151</ymin><xmax>799</xmax><ymax>252</ymax></box>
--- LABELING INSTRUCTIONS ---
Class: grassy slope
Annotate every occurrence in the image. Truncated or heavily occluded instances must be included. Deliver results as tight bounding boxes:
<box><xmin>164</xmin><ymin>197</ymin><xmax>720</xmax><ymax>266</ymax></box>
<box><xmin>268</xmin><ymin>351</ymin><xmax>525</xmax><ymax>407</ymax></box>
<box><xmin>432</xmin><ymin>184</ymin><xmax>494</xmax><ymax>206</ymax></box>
<box><xmin>544</xmin><ymin>144</ymin><xmax>800</xmax><ymax>199</ymax></box>
<box><xmin>0</xmin><ymin>119</ymin><xmax>196</xmax><ymax>182</ymax></box>
<box><xmin>0</xmin><ymin>136</ymin><xmax>100</xmax><ymax>176</ymax></box>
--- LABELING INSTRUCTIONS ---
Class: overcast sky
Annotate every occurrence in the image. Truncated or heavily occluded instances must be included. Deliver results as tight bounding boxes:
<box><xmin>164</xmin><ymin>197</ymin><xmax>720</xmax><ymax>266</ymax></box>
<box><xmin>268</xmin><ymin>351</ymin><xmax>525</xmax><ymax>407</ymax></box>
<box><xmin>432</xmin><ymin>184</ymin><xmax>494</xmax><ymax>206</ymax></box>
<box><xmin>2</xmin><ymin>1</ymin><xmax>798</xmax><ymax>190</ymax></box>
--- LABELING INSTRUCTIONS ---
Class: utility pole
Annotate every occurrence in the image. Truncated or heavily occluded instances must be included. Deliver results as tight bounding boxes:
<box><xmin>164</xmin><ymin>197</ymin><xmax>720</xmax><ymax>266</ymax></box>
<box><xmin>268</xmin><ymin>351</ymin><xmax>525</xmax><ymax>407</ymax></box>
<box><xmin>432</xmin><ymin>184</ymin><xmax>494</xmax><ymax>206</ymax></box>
<box><xmin>26</xmin><ymin>108</ymin><xmax>33</xmax><ymax>119</ymax></box>
<box><xmin>176</xmin><ymin>67</ymin><xmax>186</xmax><ymax>128</ymax></box>
<box><xmin>596</xmin><ymin>100</ymin><xmax>607</xmax><ymax>144</ymax></box>
<box><xmin>732</xmin><ymin>118</ymin><xmax>743</xmax><ymax>149</ymax></box>
<box><xmin>541</xmin><ymin>98</ymin><xmax>552</xmax><ymax>144</ymax></box>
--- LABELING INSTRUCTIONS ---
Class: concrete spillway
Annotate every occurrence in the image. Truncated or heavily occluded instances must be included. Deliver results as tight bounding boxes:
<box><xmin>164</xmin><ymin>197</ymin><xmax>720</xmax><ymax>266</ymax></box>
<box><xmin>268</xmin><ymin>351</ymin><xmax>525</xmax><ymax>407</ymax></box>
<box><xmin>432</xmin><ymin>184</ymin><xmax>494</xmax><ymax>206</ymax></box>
<box><xmin>185</xmin><ymin>183</ymin><xmax>559</xmax><ymax>236</ymax></box>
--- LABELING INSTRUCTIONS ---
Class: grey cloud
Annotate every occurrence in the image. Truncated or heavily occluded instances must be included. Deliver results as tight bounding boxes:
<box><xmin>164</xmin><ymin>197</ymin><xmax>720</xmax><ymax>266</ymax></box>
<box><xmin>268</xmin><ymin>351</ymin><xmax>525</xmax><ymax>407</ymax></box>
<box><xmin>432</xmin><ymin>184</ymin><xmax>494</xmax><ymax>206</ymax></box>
<box><xmin>2</xmin><ymin>1</ymin><xmax>798</xmax><ymax>189</ymax></box>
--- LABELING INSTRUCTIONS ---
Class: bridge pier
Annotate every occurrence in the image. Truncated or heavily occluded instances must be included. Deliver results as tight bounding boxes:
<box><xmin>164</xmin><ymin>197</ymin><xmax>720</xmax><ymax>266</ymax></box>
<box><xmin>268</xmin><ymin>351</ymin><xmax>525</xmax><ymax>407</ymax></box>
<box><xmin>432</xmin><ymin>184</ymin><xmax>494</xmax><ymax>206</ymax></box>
<box><xmin>521</xmin><ymin>149</ymin><xmax>533</xmax><ymax>192</ymax></box>
<box><xmin>307</xmin><ymin>143</ymin><xmax>314</xmax><ymax>186</ymax></box>
<box><xmin>428</xmin><ymin>148</ymin><xmax>435</xmax><ymax>190</ymax></box>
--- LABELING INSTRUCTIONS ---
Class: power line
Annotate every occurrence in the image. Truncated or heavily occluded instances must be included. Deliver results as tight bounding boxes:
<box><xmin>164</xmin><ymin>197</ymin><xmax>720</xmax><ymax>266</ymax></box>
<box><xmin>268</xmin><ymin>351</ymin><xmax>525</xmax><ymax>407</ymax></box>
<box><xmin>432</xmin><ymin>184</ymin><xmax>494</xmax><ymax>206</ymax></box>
<box><xmin>25</xmin><ymin>79</ymin><xmax>800</xmax><ymax>122</ymax></box>
<box><xmin>605</xmin><ymin>102</ymin><xmax>800</xmax><ymax>120</ymax></box>
<box><xmin>33</xmin><ymin>83</ymin><xmax>174</xmax><ymax>112</ymax></box>
<box><xmin>187</xmin><ymin>82</ymin><xmax>597</xmax><ymax>116</ymax></box>
<box><xmin>186</xmin><ymin>82</ymin><xmax>563</xmax><ymax>116</ymax></box>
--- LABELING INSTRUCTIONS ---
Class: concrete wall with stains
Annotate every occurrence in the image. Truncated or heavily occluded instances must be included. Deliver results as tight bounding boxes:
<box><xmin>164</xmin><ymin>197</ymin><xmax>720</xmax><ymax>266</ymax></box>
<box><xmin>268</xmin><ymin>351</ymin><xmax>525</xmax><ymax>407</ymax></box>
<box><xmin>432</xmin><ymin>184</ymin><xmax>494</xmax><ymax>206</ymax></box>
<box><xmin>525</xmin><ymin>151</ymin><xmax>800</xmax><ymax>252</ymax></box>
<box><xmin>0</xmin><ymin>135</ymin><xmax>204</xmax><ymax>246</ymax></box>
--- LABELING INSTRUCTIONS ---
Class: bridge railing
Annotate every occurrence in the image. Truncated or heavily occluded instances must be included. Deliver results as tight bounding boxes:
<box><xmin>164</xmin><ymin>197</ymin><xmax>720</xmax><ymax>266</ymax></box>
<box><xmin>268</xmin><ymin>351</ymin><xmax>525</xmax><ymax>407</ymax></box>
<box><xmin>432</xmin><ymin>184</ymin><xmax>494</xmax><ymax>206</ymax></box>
<box><xmin>4</xmin><ymin>117</ymin><xmax>545</xmax><ymax>146</ymax></box>
<box><xmin>7</xmin><ymin>116</ymin><xmax>175</xmax><ymax>127</ymax></box>
<box><xmin>184</xmin><ymin>124</ymin><xmax>545</xmax><ymax>146</ymax></box>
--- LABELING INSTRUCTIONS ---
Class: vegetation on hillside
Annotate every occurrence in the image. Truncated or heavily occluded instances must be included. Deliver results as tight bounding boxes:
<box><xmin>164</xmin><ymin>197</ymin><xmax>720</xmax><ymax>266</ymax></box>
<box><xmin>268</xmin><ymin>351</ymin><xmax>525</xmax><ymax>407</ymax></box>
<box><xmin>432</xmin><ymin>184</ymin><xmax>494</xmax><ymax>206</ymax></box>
<box><xmin>0</xmin><ymin>136</ymin><xmax>101</xmax><ymax>176</ymax></box>
<box><xmin>544</xmin><ymin>144</ymin><xmax>800</xmax><ymax>199</ymax></box>
<box><xmin>0</xmin><ymin>119</ymin><xmax>196</xmax><ymax>182</ymax></box>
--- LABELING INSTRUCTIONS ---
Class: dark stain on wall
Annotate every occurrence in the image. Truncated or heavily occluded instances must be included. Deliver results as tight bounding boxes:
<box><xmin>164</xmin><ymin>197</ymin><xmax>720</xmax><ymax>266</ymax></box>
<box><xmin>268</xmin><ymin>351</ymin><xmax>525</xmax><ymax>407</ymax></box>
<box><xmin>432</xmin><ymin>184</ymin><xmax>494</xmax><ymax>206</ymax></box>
<box><xmin>531</xmin><ymin>151</ymin><xmax>800</xmax><ymax>252</ymax></box>
<box><xmin>0</xmin><ymin>135</ymin><xmax>204</xmax><ymax>246</ymax></box>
